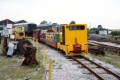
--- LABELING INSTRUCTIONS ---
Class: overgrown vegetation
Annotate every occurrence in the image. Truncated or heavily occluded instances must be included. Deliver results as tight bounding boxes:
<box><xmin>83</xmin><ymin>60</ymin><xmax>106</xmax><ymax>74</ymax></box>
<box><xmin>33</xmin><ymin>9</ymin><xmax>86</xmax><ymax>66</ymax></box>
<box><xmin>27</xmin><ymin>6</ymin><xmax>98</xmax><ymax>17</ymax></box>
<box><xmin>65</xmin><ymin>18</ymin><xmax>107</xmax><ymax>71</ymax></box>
<box><xmin>111</xmin><ymin>31</ymin><xmax>120</xmax><ymax>36</ymax></box>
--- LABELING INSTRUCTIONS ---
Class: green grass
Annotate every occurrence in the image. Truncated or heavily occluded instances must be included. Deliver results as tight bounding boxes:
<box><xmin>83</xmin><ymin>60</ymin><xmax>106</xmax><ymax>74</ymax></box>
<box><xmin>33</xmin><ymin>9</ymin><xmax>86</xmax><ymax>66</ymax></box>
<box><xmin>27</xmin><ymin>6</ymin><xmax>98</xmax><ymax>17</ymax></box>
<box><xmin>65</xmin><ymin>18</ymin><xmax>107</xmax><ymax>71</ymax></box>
<box><xmin>89</xmin><ymin>44</ymin><xmax>120</xmax><ymax>68</ymax></box>
<box><xmin>0</xmin><ymin>56</ymin><xmax>45</xmax><ymax>80</ymax></box>
<box><xmin>0</xmin><ymin>38</ymin><xmax>45</xmax><ymax>80</ymax></box>
<box><xmin>90</xmin><ymin>51</ymin><xmax>120</xmax><ymax>68</ymax></box>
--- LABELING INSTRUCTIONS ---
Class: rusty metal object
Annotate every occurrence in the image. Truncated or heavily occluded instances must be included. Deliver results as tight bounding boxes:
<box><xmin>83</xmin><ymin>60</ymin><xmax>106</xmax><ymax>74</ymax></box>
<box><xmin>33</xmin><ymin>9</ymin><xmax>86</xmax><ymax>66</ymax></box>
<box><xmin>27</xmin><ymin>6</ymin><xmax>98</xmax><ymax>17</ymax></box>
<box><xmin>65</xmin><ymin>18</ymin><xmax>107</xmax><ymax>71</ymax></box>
<box><xmin>88</xmin><ymin>48</ymin><xmax>105</xmax><ymax>55</ymax></box>
<box><xmin>19</xmin><ymin>32</ymin><xmax>24</xmax><ymax>36</ymax></box>
<box><xmin>16</xmin><ymin>39</ymin><xmax>38</xmax><ymax>66</ymax></box>
<box><xmin>112</xmin><ymin>36</ymin><xmax>120</xmax><ymax>41</ymax></box>
<box><xmin>22</xmin><ymin>46</ymin><xmax>39</xmax><ymax>66</ymax></box>
<box><xmin>89</xmin><ymin>42</ymin><xmax>120</xmax><ymax>55</ymax></box>
<box><xmin>16</xmin><ymin>39</ymin><xmax>32</xmax><ymax>55</ymax></box>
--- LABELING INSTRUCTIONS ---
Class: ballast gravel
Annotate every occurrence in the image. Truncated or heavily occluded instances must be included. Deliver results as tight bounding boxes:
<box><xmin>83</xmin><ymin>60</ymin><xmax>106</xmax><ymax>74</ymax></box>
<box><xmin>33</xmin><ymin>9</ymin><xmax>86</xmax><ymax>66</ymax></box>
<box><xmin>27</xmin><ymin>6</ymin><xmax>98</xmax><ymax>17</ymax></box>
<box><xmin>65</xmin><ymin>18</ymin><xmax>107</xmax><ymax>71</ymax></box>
<box><xmin>39</xmin><ymin>44</ymin><xmax>120</xmax><ymax>80</ymax></box>
<box><xmin>40</xmin><ymin>44</ymin><xmax>97</xmax><ymax>80</ymax></box>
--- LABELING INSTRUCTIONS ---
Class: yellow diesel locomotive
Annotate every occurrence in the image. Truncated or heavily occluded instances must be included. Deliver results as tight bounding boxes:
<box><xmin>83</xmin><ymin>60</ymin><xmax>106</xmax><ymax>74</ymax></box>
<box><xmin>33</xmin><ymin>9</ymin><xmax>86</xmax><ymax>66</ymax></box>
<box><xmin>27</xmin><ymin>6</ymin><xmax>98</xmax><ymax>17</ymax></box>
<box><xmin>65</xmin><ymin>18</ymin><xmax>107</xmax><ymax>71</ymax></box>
<box><xmin>35</xmin><ymin>23</ymin><xmax>88</xmax><ymax>56</ymax></box>
<box><xmin>13</xmin><ymin>23</ymin><xmax>37</xmax><ymax>40</ymax></box>
<box><xmin>57</xmin><ymin>24</ymin><xmax>88</xmax><ymax>56</ymax></box>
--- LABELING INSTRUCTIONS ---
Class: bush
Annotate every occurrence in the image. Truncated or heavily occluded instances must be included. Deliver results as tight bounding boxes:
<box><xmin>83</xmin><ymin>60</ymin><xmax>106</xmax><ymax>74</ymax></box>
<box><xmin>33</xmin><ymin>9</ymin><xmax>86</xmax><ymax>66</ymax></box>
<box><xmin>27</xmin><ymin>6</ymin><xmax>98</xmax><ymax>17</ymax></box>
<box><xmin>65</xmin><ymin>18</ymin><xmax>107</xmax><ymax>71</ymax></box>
<box><xmin>111</xmin><ymin>31</ymin><xmax>120</xmax><ymax>36</ymax></box>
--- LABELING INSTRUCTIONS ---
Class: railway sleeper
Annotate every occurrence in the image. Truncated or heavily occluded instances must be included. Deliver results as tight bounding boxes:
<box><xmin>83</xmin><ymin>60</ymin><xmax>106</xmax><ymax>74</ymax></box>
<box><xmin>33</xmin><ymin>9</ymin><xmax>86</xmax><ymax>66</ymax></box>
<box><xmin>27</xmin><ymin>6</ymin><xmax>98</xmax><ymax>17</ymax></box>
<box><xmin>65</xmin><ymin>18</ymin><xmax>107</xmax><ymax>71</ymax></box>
<box><xmin>89</xmin><ymin>48</ymin><xmax>105</xmax><ymax>55</ymax></box>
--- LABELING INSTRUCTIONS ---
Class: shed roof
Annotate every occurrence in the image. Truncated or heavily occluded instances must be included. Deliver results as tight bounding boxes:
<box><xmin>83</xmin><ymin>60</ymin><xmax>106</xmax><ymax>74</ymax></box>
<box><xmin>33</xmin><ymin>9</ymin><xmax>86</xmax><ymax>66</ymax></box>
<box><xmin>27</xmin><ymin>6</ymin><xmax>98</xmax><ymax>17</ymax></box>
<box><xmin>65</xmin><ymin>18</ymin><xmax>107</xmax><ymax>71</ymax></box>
<box><xmin>0</xmin><ymin>19</ymin><xmax>15</xmax><ymax>25</ymax></box>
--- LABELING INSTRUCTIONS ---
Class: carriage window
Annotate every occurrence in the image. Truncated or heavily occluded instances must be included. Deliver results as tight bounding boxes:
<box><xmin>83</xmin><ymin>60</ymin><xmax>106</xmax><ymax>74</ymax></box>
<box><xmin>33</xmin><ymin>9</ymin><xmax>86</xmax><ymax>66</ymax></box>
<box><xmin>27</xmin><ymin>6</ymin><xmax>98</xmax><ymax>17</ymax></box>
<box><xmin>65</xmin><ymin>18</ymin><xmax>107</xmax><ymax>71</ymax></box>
<box><xmin>28</xmin><ymin>24</ymin><xmax>37</xmax><ymax>30</ymax></box>
<box><xmin>69</xmin><ymin>25</ymin><xmax>85</xmax><ymax>30</ymax></box>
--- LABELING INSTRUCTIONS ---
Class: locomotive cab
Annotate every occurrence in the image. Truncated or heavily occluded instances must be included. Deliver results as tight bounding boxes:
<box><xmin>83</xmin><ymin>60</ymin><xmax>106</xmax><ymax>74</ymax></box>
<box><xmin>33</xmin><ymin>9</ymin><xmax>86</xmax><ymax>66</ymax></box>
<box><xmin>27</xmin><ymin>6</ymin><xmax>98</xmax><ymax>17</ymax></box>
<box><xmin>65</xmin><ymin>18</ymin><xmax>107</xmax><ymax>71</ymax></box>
<box><xmin>57</xmin><ymin>24</ymin><xmax>88</xmax><ymax>56</ymax></box>
<box><xmin>13</xmin><ymin>26</ymin><xmax>25</xmax><ymax>40</ymax></box>
<box><xmin>13</xmin><ymin>23</ymin><xmax>37</xmax><ymax>38</ymax></box>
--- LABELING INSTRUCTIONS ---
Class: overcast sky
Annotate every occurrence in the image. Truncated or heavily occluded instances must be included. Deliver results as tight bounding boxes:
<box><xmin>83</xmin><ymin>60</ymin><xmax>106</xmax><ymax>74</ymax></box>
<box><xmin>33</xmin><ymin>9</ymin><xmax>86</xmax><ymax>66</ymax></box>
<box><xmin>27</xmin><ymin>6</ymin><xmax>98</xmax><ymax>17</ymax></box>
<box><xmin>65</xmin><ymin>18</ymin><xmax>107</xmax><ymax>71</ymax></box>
<box><xmin>0</xmin><ymin>0</ymin><xmax>120</xmax><ymax>29</ymax></box>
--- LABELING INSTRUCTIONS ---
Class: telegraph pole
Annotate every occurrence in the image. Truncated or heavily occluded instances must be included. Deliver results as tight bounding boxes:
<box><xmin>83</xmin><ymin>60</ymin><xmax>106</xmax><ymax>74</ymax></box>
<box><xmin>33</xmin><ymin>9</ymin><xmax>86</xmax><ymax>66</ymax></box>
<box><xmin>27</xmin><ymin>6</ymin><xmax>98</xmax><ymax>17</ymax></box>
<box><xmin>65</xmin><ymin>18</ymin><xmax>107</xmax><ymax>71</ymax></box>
<box><xmin>3</xmin><ymin>19</ymin><xmax>8</xmax><ymax>55</ymax></box>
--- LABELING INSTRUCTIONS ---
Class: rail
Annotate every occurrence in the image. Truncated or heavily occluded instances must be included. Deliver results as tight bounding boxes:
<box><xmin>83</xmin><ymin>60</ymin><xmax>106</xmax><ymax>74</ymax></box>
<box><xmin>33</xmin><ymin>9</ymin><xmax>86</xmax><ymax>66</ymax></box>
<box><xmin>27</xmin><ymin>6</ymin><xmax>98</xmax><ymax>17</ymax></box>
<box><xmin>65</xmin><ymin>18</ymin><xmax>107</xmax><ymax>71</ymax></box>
<box><xmin>71</xmin><ymin>56</ymin><xmax>120</xmax><ymax>80</ymax></box>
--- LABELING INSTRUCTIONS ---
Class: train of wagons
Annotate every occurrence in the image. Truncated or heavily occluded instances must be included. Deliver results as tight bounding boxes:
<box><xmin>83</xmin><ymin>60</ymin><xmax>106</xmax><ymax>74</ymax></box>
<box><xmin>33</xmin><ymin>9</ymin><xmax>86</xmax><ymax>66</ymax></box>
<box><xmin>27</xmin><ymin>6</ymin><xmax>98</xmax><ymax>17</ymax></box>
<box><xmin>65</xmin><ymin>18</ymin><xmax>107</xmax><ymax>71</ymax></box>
<box><xmin>13</xmin><ymin>22</ymin><xmax>88</xmax><ymax>56</ymax></box>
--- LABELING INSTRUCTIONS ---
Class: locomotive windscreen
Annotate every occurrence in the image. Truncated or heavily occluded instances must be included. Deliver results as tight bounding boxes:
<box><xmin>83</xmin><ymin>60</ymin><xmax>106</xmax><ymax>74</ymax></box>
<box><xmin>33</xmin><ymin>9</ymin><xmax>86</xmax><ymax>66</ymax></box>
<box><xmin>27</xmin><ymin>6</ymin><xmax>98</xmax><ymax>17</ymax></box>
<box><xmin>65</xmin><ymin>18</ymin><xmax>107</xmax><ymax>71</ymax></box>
<box><xmin>69</xmin><ymin>25</ymin><xmax>85</xmax><ymax>30</ymax></box>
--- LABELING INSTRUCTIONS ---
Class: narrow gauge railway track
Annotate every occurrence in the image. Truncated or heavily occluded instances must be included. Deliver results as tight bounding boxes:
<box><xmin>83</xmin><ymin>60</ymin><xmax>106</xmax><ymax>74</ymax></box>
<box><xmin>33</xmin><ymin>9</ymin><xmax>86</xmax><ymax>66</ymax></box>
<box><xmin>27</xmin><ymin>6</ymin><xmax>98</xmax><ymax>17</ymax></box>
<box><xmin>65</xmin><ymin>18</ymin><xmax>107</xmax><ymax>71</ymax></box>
<box><xmin>89</xmin><ymin>41</ymin><xmax>120</xmax><ymax>55</ymax></box>
<box><xmin>70</xmin><ymin>57</ymin><xmax>120</xmax><ymax>80</ymax></box>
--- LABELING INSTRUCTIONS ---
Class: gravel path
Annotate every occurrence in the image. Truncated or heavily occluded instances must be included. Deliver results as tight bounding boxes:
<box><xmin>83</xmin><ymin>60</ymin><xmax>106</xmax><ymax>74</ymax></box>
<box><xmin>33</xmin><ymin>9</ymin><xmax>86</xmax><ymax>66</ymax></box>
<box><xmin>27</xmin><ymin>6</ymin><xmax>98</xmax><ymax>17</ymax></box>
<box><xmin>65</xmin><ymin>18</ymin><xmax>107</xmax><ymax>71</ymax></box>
<box><xmin>39</xmin><ymin>43</ymin><xmax>120</xmax><ymax>80</ymax></box>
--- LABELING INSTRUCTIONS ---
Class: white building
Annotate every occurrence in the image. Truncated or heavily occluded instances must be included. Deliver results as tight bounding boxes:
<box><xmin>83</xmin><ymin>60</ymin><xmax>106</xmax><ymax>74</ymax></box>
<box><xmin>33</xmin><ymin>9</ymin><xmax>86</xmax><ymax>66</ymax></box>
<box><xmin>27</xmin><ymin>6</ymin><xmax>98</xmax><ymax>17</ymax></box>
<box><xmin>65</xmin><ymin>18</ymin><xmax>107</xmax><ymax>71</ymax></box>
<box><xmin>99</xmin><ymin>29</ymin><xmax>112</xmax><ymax>35</ymax></box>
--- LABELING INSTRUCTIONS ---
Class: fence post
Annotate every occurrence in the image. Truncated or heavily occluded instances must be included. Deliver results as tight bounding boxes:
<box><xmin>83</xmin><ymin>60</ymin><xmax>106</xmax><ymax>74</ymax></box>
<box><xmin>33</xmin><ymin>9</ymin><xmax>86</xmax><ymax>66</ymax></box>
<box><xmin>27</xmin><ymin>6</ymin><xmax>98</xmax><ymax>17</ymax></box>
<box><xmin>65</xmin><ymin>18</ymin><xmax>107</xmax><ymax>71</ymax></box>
<box><xmin>36</xmin><ymin>39</ymin><xmax>39</xmax><ymax>61</ymax></box>
<box><xmin>43</xmin><ymin>48</ymin><xmax>46</xmax><ymax>68</ymax></box>
<box><xmin>0</xmin><ymin>33</ymin><xmax>1</xmax><ymax>44</ymax></box>
<box><xmin>48</xmin><ymin>58</ymin><xmax>53</xmax><ymax>80</ymax></box>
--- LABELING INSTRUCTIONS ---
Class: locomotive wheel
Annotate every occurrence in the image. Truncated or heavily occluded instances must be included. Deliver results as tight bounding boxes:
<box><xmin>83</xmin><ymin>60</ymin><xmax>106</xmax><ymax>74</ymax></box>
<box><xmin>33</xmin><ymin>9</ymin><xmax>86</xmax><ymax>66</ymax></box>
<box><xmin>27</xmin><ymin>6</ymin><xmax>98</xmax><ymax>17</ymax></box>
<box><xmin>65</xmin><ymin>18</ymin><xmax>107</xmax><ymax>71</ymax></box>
<box><xmin>17</xmin><ymin>39</ymin><xmax>32</xmax><ymax>55</ymax></box>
